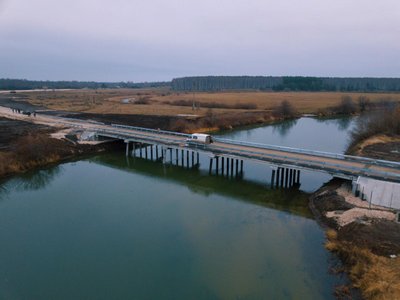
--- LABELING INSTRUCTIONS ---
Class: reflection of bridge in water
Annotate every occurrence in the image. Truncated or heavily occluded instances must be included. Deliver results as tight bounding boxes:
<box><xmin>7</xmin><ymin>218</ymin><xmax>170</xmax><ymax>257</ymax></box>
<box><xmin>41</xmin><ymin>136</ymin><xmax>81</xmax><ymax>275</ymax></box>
<box><xmin>90</xmin><ymin>154</ymin><xmax>313</xmax><ymax>219</ymax></box>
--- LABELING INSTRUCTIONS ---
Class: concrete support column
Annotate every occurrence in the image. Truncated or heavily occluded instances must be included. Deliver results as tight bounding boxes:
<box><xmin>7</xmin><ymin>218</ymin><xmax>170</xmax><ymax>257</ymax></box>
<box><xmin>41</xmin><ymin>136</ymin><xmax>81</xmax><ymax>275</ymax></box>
<box><xmin>132</xmin><ymin>143</ymin><xmax>136</xmax><ymax>157</ymax></box>
<box><xmin>209</xmin><ymin>158</ymin><xmax>213</xmax><ymax>174</ymax></box>
<box><xmin>221</xmin><ymin>157</ymin><xmax>225</xmax><ymax>175</ymax></box>
<box><xmin>230</xmin><ymin>158</ymin><xmax>234</xmax><ymax>177</ymax></box>
<box><xmin>271</xmin><ymin>169</ymin><xmax>276</xmax><ymax>188</ymax></box>
<box><xmin>276</xmin><ymin>168</ymin><xmax>281</xmax><ymax>187</ymax></box>
<box><xmin>140</xmin><ymin>144</ymin><xmax>143</xmax><ymax>158</ymax></box>
<box><xmin>289</xmin><ymin>169</ymin><xmax>293</xmax><ymax>186</ymax></box>
<box><xmin>216</xmin><ymin>156</ymin><xmax>219</xmax><ymax>175</ymax></box>
<box><xmin>125</xmin><ymin>141</ymin><xmax>130</xmax><ymax>156</ymax></box>
<box><xmin>235</xmin><ymin>159</ymin><xmax>239</xmax><ymax>176</ymax></box>
<box><xmin>296</xmin><ymin>170</ymin><xmax>300</xmax><ymax>183</ymax></box>
<box><xmin>181</xmin><ymin>150</ymin><xmax>184</xmax><ymax>166</ymax></box>
<box><xmin>197</xmin><ymin>152</ymin><xmax>200</xmax><ymax>164</ymax></box>
<box><xmin>240</xmin><ymin>160</ymin><xmax>243</xmax><ymax>174</ymax></box>
<box><xmin>186</xmin><ymin>151</ymin><xmax>189</xmax><ymax>168</ymax></box>
<box><xmin>284</xmin><ymin>168</ymin><xmax>289</xmax><ymax>187</ymax></box>
<box><xmin>226</xmin><ymin>158</ymin><xmax>230</xmax><ymax>175</ymax></box>
<box><xmin>162</xmin><ymin>148</ymin><xmax>166</xmax><ymax>164</ymax></box>
<box><xmin>145</xmin><ymin>145</ymin><xmax>148</xmax><ymax>159</ymax></box>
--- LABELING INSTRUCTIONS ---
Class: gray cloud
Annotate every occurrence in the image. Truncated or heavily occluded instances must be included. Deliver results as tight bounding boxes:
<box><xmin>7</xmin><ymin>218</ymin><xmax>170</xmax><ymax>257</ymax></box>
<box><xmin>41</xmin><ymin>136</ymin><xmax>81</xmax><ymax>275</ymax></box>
<box><xmin>0</xmin><ymin>0</ymin><xmax>399</xmax><ymax>81</ymax></box>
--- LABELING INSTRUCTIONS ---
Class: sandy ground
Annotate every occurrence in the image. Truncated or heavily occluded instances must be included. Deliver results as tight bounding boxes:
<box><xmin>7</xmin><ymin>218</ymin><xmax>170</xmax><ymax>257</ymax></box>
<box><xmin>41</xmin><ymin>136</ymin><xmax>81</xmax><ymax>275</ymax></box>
<box><xmin>325</xmin><ymin>183</ymin><xmax>396</xmax><ymax>227</ymax></box>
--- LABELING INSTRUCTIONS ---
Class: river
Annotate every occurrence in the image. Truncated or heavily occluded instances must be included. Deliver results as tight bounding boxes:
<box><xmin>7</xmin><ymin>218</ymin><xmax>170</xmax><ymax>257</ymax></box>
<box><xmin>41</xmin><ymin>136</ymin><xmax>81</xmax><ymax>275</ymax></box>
<box><xmin>0</xmin><ymin>117</ymin><xmax>355</xmax><ymax>299</ymax></box>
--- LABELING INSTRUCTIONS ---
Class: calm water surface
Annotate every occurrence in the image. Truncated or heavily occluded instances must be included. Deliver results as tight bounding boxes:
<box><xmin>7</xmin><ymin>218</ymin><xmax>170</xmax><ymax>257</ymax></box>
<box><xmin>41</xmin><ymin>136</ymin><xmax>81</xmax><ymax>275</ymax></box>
<box><xmin>0</xmin><ymin>117</ymin><xmax>354</xmax><ymax>299</ymax></box>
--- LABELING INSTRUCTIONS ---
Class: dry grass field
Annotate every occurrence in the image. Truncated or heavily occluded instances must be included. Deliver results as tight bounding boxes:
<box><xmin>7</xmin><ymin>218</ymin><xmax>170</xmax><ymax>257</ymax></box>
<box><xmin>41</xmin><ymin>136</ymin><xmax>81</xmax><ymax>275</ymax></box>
<box><xmin>22</xmin><ymin>88</ymin><xmax>400</xmax><ymax>116</ymax></box>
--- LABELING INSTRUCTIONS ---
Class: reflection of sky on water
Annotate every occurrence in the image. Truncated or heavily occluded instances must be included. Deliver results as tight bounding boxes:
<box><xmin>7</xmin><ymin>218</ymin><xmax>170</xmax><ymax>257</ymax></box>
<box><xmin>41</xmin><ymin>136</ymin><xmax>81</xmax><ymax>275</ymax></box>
<box><xmin>219</xmin><ymin>117</ymin><xmax>355</xmax><ymax>153</ymax></box>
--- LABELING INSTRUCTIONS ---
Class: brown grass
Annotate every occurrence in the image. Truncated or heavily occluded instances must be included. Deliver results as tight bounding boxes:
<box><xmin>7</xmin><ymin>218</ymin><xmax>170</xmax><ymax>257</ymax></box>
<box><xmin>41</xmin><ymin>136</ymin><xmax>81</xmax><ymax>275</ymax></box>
<box><xmin>25</xmin><ymin>88</ymin><xmax>400</xmax><ymax>116</ymax></box>
<box><xmin>0</xmin><ymin>133</ymin><xmax>72</xmax><ymax>178</ymax></box>
<box><xmin>325</xmin><ymin>230</ymin><xmax>400</xmax><ymax>299</ymax></box>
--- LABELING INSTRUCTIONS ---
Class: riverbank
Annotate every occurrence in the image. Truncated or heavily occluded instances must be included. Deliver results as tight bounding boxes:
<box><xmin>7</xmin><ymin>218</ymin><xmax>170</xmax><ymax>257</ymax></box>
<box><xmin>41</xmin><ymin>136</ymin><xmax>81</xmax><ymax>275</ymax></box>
<box><xmin>347</xmin><ymin>134</ymin><xmax>400</xmax><ymax>162</ymax></box>
<box><xmin>66</xmin><ymin>111</ymin><xmax>288</xmax><ymax>133</ymax></box>
<box><xmin>0</xmin><ymin>117</ymin><xmax>120</xmax><ymax>180</ymax></box>
<box><xmin>310</xmin><ymin>179</ymin><xmax>400</xmax><ymax>299</ymax></box>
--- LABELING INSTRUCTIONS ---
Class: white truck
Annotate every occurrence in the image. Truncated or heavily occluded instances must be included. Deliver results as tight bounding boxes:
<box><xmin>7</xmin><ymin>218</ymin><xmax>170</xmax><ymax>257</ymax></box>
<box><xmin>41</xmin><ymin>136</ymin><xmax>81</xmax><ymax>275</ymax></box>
<box><xmin>186</xmin><ymin>133</ymin><xmax>214</xmax><ymax>144</ymax></box>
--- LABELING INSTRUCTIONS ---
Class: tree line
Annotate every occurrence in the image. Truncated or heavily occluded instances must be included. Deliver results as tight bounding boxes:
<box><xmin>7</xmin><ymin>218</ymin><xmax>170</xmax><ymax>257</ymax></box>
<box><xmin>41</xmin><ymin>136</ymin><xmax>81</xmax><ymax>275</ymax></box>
<box><xmin>0</xmin><ymin>79</ymin><xmax>169</xmax><ymax>90</ymax></box>
<box><xmin>171</xmin><ymin>76</ymin><xmax>400</xmax><ymax>92</ymax></box>
<box><xmin>4</xmin><ymin>76</ymin><xmax>400</xmax><ymax>92</ymax></box>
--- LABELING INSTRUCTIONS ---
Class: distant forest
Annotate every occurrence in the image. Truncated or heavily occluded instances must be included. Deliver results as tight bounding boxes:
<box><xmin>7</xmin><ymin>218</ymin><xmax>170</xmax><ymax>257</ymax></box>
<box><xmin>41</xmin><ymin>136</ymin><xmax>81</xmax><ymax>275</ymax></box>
<box><xmin>0</xmin><ymin>79</ymin><xmax>169</xmax><ymax>90</ymax></box>
<box><xmin>171</xmin><ymin>76</ymin><xmax>400</xmax><ymax>92</ymax></box>
<box><xmin>2</xmin><ymin>76</ymin><xmax>400</xmax><ymax>92</ymax></box>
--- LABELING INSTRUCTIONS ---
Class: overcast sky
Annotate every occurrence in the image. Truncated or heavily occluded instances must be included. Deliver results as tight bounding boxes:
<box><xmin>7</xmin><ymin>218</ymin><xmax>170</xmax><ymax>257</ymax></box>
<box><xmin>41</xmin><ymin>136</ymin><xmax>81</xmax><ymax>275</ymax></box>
<box><xmin>0</xmin><ymin>0</ymin><xmax>399</xmax><ymax>82</ymax></box>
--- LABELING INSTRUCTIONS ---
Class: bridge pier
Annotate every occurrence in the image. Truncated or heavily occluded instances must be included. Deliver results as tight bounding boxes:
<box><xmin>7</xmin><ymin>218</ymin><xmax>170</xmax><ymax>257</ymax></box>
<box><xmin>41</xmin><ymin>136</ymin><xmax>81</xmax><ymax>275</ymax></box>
<box><xmin>277</xmin><ymin>168</ymin><xmax>281</xmax><ymax>187</ymax></box>
<box><xmin>271</xmin><ymin>168</ymin><xmax>276</xmax><ymax>188</ymax></box>
<box><xmin>209</xmin><ymin>157</ymin><xmax>213</xmax><ymax>174</ymax></box>
<box><xmin>180</xmin><ymin>150</ymin><xmax>183</xmax><ymax>166</ymax></box>
<box><xmin>125</xmin><ymin>141</ymin><xmax>130</xmax><ymax>156</ymax></box>
<box><xmin>162</xmin><ymin>147</ymin><xmax>167</xmax><ymax>164</ymax></box>
<box><xmin>131</xmin><ymin>143</ymin><xmax>136</xmax><ymax>157</ymax></box>
<box><xmin>273</xmin><ymin>167</ymin><xmax>301</xmax><ymax>189</ymax></box>
<box><xmin>235</xmin><ymin>159</ymin><xmax>239</xmax><ymax>176</ymax></box>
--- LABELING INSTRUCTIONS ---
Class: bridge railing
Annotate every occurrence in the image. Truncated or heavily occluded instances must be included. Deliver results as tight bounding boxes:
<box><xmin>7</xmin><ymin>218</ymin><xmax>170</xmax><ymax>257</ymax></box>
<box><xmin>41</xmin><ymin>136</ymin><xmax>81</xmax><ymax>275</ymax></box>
<box><xmin>57</xmin><ymin>115</ymin><xmax>400</xmax><ymax>171</ymax></box>
<box><xmin>96</xmin><ymin>128</ymin><xmax>184</xmax><ymax>145</ymax></box>
<box><xmin>111</xmin><ymin>124</ymin><xmax>191</xmax><ymax>138</ymax></box>
<box><xmin>213</xmin><ymin>137</ymin><xmax>400</xmax><ymax>169</ymax></box>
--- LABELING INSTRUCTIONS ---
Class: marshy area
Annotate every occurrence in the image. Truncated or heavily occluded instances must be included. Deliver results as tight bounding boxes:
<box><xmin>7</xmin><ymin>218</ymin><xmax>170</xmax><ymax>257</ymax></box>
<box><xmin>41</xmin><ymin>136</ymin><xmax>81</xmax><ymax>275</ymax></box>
<box><xmin>11</xmin><ymin>87</ymin><xmax>400</xmax><ymax>133</ymax></box>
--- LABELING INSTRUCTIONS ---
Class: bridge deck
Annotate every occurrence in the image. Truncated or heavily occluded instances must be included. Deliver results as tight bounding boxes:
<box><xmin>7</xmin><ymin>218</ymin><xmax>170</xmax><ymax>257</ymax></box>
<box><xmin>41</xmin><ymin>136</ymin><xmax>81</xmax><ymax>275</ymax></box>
<box><xmin>1</xmin><ymin>105</ymin><xmax>399</xmax><ymax>183</ymax></box>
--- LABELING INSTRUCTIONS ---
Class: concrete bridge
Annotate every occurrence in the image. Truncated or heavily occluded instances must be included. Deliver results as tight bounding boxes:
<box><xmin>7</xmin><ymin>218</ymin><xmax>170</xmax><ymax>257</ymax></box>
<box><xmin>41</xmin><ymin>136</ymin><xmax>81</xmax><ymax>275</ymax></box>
<box><xmin>86</xmin><ymin>123</ymin><xmax>400</xmax><ymax>185</ymax></box>
<box><xmin>1</xmin><ymin>105</ymin><xmax>400</xmax><ymax>187</ymax></box>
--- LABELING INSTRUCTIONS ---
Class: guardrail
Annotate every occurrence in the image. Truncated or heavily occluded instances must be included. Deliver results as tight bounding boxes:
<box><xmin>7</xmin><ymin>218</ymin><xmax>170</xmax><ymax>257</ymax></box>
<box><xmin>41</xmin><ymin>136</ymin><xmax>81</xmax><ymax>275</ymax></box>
<box><xmin>96</xmin><ymin>128</ymin><xmax>184</xmax><ymax>145</ymax></box>
<box><xmin>111</xmin><ymin>124</ymin><xmax>190</xmax><ymax>138</ymax></box>
<box><xmin>213</xmin><ymin>137</ymin><xmax>400</xmax><ymax>169</ymax></box>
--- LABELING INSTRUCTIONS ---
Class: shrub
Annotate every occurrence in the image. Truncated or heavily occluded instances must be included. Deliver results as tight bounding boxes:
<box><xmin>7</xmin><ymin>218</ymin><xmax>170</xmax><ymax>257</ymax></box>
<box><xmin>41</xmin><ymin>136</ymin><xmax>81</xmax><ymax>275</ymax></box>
<box><xmin>134</xmin><ymin>97</ymin><xmax>150</xmax><ymax>105</ymax></box>
<box><xmin>335</xmin><ymin>95</ymin><xmax>358</xmax><ymax>114</ymax></box>
<box><xmin>273</xmin><ymin>100</ymin><xmax>298</xmax><ymax>118</ymax></box>
<box><xmin>349</xmin><ymin>105</ymin><xmax>400</xmax><ymax>149</ymax></box>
